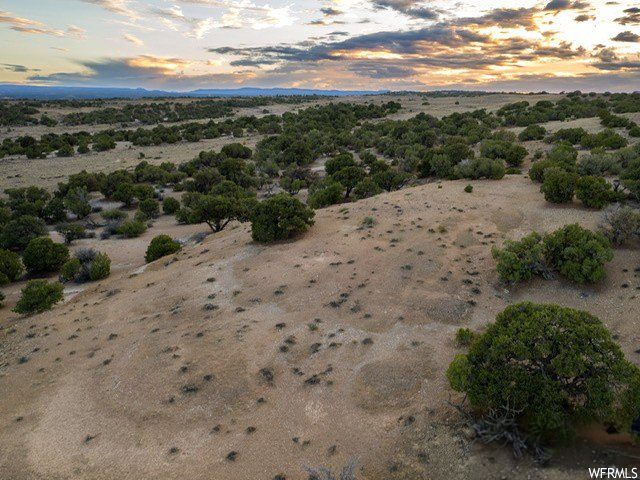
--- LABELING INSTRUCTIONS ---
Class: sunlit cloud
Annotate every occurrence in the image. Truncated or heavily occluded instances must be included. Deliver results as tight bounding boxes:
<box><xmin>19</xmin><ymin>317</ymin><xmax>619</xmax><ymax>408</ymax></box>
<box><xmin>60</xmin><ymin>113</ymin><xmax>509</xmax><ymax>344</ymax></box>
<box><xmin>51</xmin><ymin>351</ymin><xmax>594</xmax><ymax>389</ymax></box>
<box><xmin>79</xmin><ymin>0</ymin><xmax>139</xmax><ymax>19</ymax></box>
<box><xmin>3</xmin><ymin>0</ymin><xmax>639</xmax><ymax>92</ymax></box>
<box><xmin>123</xmin><ymin>33</ymin><xmax>144</xmax><ymax>45</ymax></box>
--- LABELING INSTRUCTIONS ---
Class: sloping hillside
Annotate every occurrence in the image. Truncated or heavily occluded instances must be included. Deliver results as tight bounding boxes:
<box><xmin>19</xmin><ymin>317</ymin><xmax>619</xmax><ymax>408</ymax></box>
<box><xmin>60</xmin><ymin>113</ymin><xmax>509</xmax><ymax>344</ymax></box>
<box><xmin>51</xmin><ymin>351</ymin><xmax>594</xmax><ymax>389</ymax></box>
<box><xmin>1</xmin><ymin>176</ymin><xmax>639</xmax><ymax>480</ymax></box>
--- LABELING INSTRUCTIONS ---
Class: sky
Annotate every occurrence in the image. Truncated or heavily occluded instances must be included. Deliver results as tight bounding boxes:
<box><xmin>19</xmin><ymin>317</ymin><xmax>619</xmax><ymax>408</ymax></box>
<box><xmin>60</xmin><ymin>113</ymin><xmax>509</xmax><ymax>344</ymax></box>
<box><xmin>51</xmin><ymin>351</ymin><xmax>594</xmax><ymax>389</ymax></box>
<box><xmin>0</xmin><ymin>0</ymin><xmax>639</xmax><ymax>92</ymax></box>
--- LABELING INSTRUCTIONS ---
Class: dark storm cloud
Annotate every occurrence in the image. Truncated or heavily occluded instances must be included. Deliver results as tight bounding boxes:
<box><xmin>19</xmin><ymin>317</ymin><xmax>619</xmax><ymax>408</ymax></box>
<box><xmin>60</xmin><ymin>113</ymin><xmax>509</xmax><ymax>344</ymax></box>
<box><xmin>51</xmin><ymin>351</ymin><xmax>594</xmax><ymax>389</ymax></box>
<box><xmin>349</xmin><ymin>62</ymin><xmax>417</xmax><ymax>78</ymax></box>
<box><xmin>593</xmin><ymin>60</ymin><xmax>640</xmax><ymax>71</ymax></box>
<box><xmin>2</xmin><ymin>63</ymin><xmax>40</xmax><ymax>73</ymax></box>
<box><xmin>209</xmin><ymin>25</ymin><xmax>493</xmax><ymax>66</ymax></box>
<box><xmin>612</xmin><ymin>30</ymin><xmax>640</xmax><ymax>42</ymax></box>
<box><xmin>320</xmin><ymin>7</ymin><xmax>343</xmax><ymax>16</ymax></box>
<box><xmin>455</xmin><ymin>8</ymin><xmax>538</xmax><ymax>29</ymax></box>
<box><xmin>370</xmin><ymin>0</ymin><xmax>439</xmax><ymax>20</ymax></box>
<box><xmin>543</xmin><ymin>0</ymin><xmax>590</xmax><ymax>11</ymax></box>
<box><xmin>616</xmin><ymin>7</ymin><xmax>640</xmax><ymax>25</ymax></box>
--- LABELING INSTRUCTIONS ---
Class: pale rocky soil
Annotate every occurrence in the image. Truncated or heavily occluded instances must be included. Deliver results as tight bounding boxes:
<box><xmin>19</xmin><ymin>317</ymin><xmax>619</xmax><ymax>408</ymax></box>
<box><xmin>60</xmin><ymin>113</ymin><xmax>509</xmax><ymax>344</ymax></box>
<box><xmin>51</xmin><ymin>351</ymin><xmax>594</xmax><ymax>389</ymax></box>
<box><xmin>1</xmin><ymin>174</ymin><xmax>639</xmax><ymax>480</ymax></box>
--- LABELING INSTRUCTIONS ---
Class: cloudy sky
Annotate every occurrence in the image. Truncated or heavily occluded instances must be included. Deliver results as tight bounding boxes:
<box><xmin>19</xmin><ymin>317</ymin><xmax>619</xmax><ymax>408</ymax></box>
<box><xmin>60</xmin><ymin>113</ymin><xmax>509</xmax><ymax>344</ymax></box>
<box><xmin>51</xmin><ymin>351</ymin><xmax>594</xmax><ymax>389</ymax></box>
<box><xmin>0</xmin><ymin>0</ymin><xmax>639</xmax><ymax>91</ymax></box>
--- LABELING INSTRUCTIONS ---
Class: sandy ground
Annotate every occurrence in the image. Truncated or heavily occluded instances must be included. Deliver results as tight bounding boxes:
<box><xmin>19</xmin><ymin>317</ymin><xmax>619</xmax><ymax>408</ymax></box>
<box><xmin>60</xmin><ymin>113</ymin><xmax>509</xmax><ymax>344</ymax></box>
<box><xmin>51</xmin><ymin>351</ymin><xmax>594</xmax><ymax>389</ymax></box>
<box><xmin>1</xmin><ymin>174</ymin><xmax>639</xmax><ymax>480</ymax></box>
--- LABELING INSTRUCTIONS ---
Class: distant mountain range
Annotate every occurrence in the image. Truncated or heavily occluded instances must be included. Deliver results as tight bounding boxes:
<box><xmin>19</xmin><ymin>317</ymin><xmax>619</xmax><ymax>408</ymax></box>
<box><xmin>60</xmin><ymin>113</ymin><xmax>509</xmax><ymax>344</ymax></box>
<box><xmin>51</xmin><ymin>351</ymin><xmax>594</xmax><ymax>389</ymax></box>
<box><xmin>0</xmin><ymin>84</ymin><xmax>391</xmax><ymax>100</ymax></box>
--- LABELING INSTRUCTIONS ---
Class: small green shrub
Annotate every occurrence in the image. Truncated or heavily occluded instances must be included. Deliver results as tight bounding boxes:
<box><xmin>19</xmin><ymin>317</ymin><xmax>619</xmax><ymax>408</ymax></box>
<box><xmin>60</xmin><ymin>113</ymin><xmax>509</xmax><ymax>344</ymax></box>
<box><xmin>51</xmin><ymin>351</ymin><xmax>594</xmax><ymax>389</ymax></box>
<box><xmin>0</xmin><ymin>249</ymin><xmax>24</xmax><ymax>285</ymax></box>
<box><xmin>145</xmin><ymin>235</ymin><xmax>181</xmax><ymax>263</ymax></box>
<box><xmin>162</xmin><ymin>197</ymin><xmax>180</xmax><ymax>215</ymax></box>
<box><xmin>0</xmin><ymin>290</ymin><xmax>5</xmax><ymax>308</ymax></box>
<box><xmin>60</xmin><ymin>258</ymin><xmax>82</xmax><ymax>282</ymax></box>
<box><xmin>360</xmin><ymin>216</ymin><xmax>376</xmax><ymax>228</ymax></box>
<box><xmin>464</xmin><ymin>185</ymin><xmax>473</xmax><ymax>193</ymax></box>
<box><xmin>90</xmin><ymin>253</ymin><xmax>111</xmax><ymax>281</ymax></box>
<box><xmin>13</xmin><ymin>279</ymin><xmax>64</xmax><ymax>314</ymax></box>
<box><xmin>492</xmin><ymin>232</ymin><xmax>545</xmax><ymax>284</ymax></box>
<box><xmin>308</xmin><ymin>181</ymin><xmax>344</xmax><ymax>209</ymax></box>
<box><xmin>117</xmin><ymin>220</ymin><xmax>147</xmax><ymax>238</ymax></box>
<box><xmin>251</xmin><ymin>194</ymin><xmax>315</xmax><ymax>243</ymax></box>
<box><xmin>22</xmin><ymin>237</ymin><xmax>70</xmax><ymax>274</ymax></box>
<box><xmin>352</xmin><ymin>177</ymin><xmax>383</xmax><ymax>200</ymax></box>
<box><xmin>518</xmin><ymin>124</ymin><xmax>546</xmax><ymax>141</ymax></box>
<box><xmin>101</xmin><ymin>209</ymin><xmax>127</xmax><ymax>221</ymax></box>
<box><xmin>55</xmin><ymin>223</ymin><xmax>86</xmax><ymax>244</ymax></box>
<box><xmin>455</xmin><ymin>328</ymin><xmax>475</xmax><ymax>347</ymax></box>
<box><xmin>138</xmin><ymin>198</ymin><xmax>160</xmax><ymax>219</ymax></box>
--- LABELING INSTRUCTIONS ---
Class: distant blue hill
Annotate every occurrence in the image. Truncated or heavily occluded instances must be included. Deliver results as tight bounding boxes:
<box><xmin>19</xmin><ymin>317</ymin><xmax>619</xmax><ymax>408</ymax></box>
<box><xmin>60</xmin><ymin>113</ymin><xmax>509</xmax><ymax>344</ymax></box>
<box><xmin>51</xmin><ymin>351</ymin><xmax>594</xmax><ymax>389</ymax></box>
<box><xmin>0</xmin><ymin>84</ymin><xmax>390</xmax><ymax>100</ymax></box>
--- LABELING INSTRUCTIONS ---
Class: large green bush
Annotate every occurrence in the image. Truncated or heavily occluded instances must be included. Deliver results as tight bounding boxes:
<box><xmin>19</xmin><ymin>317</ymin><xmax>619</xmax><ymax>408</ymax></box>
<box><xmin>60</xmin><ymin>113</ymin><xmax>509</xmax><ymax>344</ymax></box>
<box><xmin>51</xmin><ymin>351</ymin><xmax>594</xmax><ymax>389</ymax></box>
<box><xmin>332</xmin><ymin>166</ymin><xmax>366</xmax><ymax>198</ymax></box>
<box><xmin>491</xmin><ymin>232</ymin><xmax>545</xmax><ymax>284</ymax></box>
<box><xmin>0</xmin><ymin>215</ymin><xmax>47</xmax><ymax>251</ymax></box>
<box><xmin>575</xmin><ymin>176</ymin><xmax>615</xmax><ymax>209</ymax></box>
<box><xmin>22</xmin><ymin>237</ymin><xmax>70</xmax><ymax>274</ymax></box>
<box><xmin>493</xmin><ymin>224</ymin><xmax>613</xmax><ymax>284</ymax></box>
<box><xmin>64</xmin><ymin>187</ymin><xmax>91</xmax><ymax>219</ymax></box>
<box><xmin>325</xmin><ymin>153</ymin><xmax>356</xmax><ymax>176</ymax></box>
<box><xmin>529</xmin><ymin>158</ymin><xmax>558</xmax><ymax>183</ymax></box>
<box><xmin>145</xmin><ymin>235</ymin><xmax>181</xmax><ymax>263</ymax></box>
<box><xmin>540</xmin><ymin>167</ymin><xmax>576</xmax><ymax>203</ymax></box>
<box><xmin>447</xmin><ymin>302</ymin><xmax>640</xmax><ymax>444</ymax></box>
<box><xmin>543</xmin><ymin>223</ymin><xmax>613</xmax><ymax>283</ymax></box>
<box><xmin>13</xmin><ymin>279</ymin><xmax>64</xmax><ymax>314</ymax></box>
<box><xmin>0</xmin><ymin>249</ymin><xmax>23</xmax><ymax>285</ymax></box>
<box><xmin>251</xmin><ymin>193</ymin><xmax>315</xmax><ymax>243</ymax></box>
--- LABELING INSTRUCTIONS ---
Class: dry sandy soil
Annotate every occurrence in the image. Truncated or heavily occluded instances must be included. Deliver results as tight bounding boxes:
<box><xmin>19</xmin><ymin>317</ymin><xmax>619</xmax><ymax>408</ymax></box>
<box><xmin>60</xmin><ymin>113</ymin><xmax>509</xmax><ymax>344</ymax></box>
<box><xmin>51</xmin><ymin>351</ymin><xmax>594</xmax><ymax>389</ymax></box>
<box><xmin>1</xmin><ymin>174</ymin><xmax>640</xmax><ymax>480</ymax></box>
<box><xmin>1</xmin><ymin>94</ymin><xmax>640</xmax><ymax>479</ymax></box>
